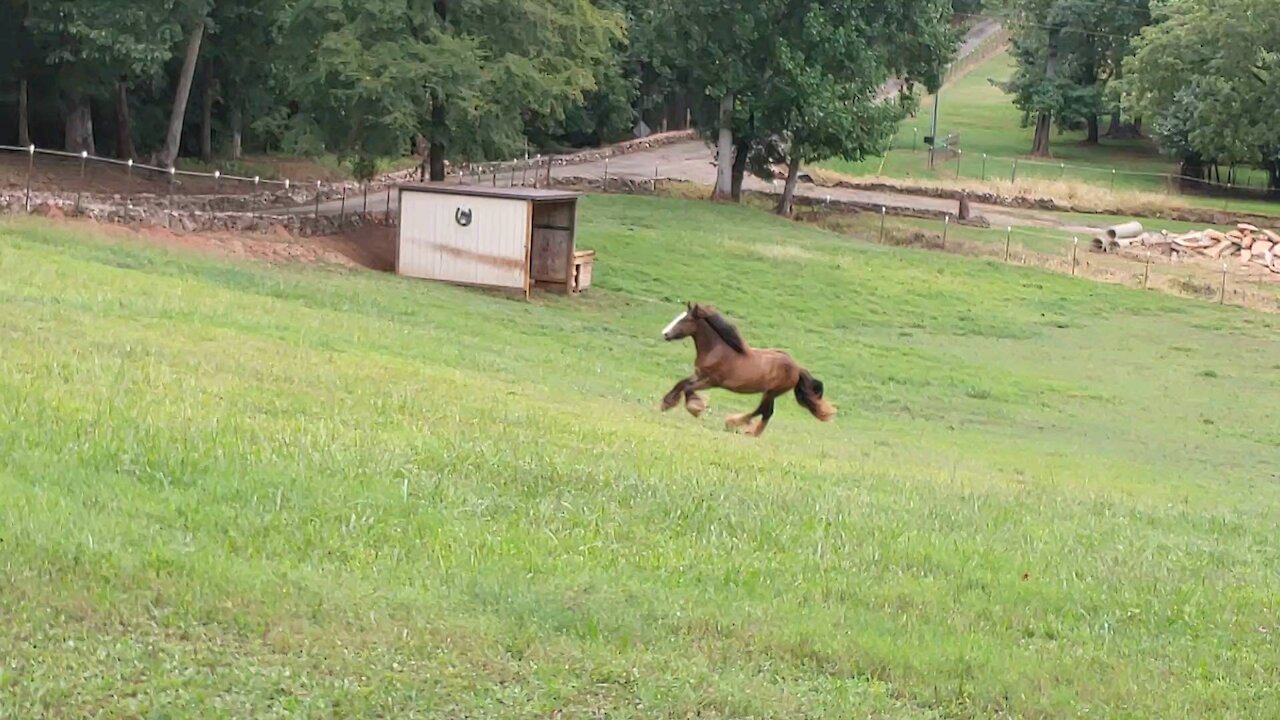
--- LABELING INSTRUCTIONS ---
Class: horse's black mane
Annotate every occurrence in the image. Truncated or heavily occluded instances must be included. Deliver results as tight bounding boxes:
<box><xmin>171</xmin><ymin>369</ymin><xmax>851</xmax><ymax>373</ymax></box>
<box><xmin>698</xmin><ymin>306</ymin><xmax>747</xmax><ymax>354</ymax></box>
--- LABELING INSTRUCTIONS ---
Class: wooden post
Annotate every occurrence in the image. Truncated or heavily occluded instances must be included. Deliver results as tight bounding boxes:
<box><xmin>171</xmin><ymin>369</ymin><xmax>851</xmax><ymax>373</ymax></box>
<box><xmin>603</xmin><ymin>158</ymin><xmax>610</xmax><ymax>193</ymax></box>
<box><xmin>126</xmin><ymin>158</ymin><xmax>134</xmax><ymax>198</ymax></box>
<box><xmin>167</xmin><ymin>166</ymin><xmax>175</xmax><ymax>229</ymax></box>
<box><xmin>981</xmin><ymin>154</ymin><xmax>987</xmax><ymax>181</ymax></box>
<box><xmin>955</xmin><ymin>149</ymin><xmax>963</xmax><ymax>180</ymax></box>
<box><xmin>24</xmin><ymin>144</ymin><xmax>34</xmax><ymax>212</ymax></box>
<box><xmin>1071</xmin><ymin>237</ymin><xmax>1079</xmax><ymax>276</ymax></box>
<box><xmin>314</xmin><ymin>181</ymin><xmax>322</xmax><ymax>219</ymax></box>
<box><xmin>879</xmin><ymin>207</ymin><xmax>886</xmax><ymax>243</ymax></box>
<box><xmin>1143</xmin><ymin>252</ymin><xmax>1150</xmax><ymax>289</ymax></box>
<box><xmin>943</xmin><ymin>214</ymin><xmax>950</xmax><ymax>247</ymax></box>
<box><xmin>1004</xmin><ymin>226</ymin><xmax>1012</xmax><ymax>261</ymax></box>
<box><xmin>1220</xmin><ymin>263</ymin><xmax>1228</xmax><ymax>305</ymax></box>
<box><xmin>76</xmin><ymin>150</ymin><xmax>87</xmax><ymax>214</ymax></box>
<box><xmin>1011</xmin><ymin>160</ymin><xmax>1018</xmax><ymax>184</ymax></box>
<box><xmin>385</xmin><ymin>185</ymin><xmax>392</xmax><ymax>223</ymax></box>
<box><xmin>362</xmin><ymin>182</ymin><xmax>369</xmax><ymax>215</ymax></box>
<box><xmin>1111</xmin><ymin>169</ymin><xmax>1116</xmax><ymax>193</ymax></box>
<box><xmin>340</xmin><ymin>186</ymin><xmax>347</xmax><ymax>225</ymax></box>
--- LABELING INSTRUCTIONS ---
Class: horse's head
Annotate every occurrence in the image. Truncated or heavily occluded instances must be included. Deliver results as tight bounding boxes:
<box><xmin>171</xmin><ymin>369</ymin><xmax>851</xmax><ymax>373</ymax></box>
<box><xmin>662</xmin><ymin>302</ymin><xmax>703</xmax><ymax>341</ymax></box>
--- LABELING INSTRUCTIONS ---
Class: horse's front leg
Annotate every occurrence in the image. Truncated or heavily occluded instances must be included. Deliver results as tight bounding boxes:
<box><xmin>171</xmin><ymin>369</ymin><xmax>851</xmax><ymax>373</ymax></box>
<box><xmin>662</xmin><ymin>376</ymin><xmax>712</xmax><ymax>415</ymax></box>
<box><xmin>661</xmin><ymin>376</ymin><xmax>696</xmax><ymax>411</ymax></box>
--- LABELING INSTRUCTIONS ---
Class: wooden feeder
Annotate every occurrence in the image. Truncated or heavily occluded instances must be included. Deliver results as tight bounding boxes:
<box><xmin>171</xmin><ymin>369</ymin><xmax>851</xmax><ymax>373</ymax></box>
<box><xmin>395</xmin><ymin>184</ymin><xmax>595</xmax><ymax>298</ymax></box>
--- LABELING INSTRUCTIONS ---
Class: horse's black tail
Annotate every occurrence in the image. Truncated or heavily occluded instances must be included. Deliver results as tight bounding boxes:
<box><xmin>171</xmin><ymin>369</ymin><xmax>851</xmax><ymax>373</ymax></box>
<box><xmin>795</xmin><ymin>369</ymin><xmax>836</xmax><ymax>422</ymax></box>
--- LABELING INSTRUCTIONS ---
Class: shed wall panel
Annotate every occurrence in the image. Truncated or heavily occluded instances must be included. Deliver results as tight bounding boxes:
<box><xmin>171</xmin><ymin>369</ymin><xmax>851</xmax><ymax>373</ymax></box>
<box><xmin>398</xmin><ymin>191</ymin><xmax>530</xmax><ymax>290</ymax></box>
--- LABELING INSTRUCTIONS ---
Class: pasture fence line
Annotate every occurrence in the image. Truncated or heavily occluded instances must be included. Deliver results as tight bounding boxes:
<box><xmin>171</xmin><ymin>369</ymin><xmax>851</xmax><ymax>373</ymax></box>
<box><xmin>857</xmin><ymin>203</ymin><xmax>1279</xmax><ymax>312</ymax></box>
<box><xmin>884</xmin><ymin>141</ymin><xmax>1280</xmax><ymax>206</ymax></box>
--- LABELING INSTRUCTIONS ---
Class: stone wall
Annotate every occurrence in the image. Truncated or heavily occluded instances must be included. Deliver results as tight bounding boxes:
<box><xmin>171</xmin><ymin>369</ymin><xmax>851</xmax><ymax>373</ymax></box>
<box><xmin>1</xmin><ymin>189</ymin><xmax>390</xmax><ymax>237</ymax></box>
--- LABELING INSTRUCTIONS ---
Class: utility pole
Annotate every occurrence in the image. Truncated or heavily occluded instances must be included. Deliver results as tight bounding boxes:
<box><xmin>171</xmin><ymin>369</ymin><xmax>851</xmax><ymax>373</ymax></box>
<box><xmin>928</xmin><ymin>65</ymin><xmax>947</xmax><ymax>170</ymax></box>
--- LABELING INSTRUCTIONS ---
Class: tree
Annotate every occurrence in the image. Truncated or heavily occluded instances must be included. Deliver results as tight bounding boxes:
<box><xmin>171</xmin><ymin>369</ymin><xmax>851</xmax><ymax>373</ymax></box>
<box><xmin>1120</xmin><ymin>0</ymin><xmax>1280</xmax><ymax>188</ymax></box>
<box><xmin>279</xmin><ymin>0</ymin><xmax>621</xmax><ymax>176</ymax></box>
<box><xmin>761</xmin><ymin>0</ymin><xmax>954</xmax><ymax>216</ymax></box>
<box><xmin>646</xmin><ymin>0</ymin><xmax>952</xmax><ymax>209</ymax></box>
<box><xmin>998</xmin><ymin>0</ymin><xmax>1150</xmax><ymax>156</ymax></box>
<box><xmin>645</xmin><ymin>0</ymin><xmax>780</xmax><ymax>199</ymax></box>
<box><xmin>24</xmin><ymin>0</ymin><xmax>196</xmax><ymax>155</ymax></box>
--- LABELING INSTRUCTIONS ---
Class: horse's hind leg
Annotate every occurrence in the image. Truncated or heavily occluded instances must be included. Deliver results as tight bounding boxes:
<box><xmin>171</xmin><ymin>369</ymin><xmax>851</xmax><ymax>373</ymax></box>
<box><xmin>726</xmin><ymin>393</ymin><xmax>776</xmax><ymax>433</ymax></box>
<box><xmin>746</xmin><ymin>394</ymin><xmax>778</xmax><ymax>437</ymax></box>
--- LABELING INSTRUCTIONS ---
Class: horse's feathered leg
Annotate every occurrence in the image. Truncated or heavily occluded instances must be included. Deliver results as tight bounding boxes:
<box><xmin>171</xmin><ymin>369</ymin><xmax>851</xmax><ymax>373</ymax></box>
<box><xmin>726</xmin><ymin>393</ymin><xmax>777</xmax><ymax>435</ymax></box>
<box><xmin>746</xmin><ymin>393</ymin><xmax>779</xmax><ymax>437</ymax></box>
<box><xmin>663</xmin><ymin>376</ymin><xmax>711</xmax><ymax>414</ymax></box>
<box><xmin>661</xmin><ymin>377</ymin><xmax>695</xmax><ymax>411</ymax></box>
<box><xmin>685</xmin><ymin>390</ymin><xmax>708</xmax><ymax>418</ymax></box>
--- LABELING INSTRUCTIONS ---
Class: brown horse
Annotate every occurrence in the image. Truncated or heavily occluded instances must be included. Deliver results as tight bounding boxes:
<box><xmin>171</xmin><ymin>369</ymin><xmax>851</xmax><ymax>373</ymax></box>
<box><xmin>660</xmin><ymin>302</ymin><xmax>835</xmax><ymax>437</ymax></box>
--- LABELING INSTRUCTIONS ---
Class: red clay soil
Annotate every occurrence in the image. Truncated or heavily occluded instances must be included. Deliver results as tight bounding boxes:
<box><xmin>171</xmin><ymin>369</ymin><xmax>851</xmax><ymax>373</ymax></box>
<box><xmin>33</xmin><ymin>214</ymin><xmax>397</xmax><ymax>272</ymax></box>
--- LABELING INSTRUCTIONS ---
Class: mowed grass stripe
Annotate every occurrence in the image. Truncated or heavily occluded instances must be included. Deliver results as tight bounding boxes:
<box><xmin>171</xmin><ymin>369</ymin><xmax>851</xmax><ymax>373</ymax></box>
<box><xmin>2</xmin><ymin>195</ymin><xmax>1279</xmax><ymax>718</ymax></box>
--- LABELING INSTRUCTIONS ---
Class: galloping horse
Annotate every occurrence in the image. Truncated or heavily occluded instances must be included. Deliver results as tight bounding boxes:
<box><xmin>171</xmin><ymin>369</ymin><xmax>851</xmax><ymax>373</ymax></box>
<box><xmin>660</xmin><ymin>302</ymin><xmax>835</xmax><ymax>437</ymax></box>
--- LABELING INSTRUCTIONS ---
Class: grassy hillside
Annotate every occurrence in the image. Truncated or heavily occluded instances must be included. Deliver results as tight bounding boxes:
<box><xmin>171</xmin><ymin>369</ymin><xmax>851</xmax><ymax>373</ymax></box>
<box><xmin>2</xmin><ymin>196</ymin><xmax>1279</xmax><ymax>718</ymax></box>
<box><xmin>822</xmin><ymin>52</ymin><xmax>1280</xmax><ymax>216</ymax></box>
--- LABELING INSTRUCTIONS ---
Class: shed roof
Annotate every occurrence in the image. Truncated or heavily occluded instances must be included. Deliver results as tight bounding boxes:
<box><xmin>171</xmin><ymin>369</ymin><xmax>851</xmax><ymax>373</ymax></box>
<box><xmin>398</xmin><ymin>183</ymin><xmax>582</xmax><ymax>202</ymax></box>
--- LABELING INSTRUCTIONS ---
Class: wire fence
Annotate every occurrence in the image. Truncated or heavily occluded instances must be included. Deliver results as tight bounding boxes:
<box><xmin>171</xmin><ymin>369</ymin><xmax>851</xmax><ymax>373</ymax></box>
<box><xmin>880</xmin><ymin>141</ymin><xmax>1280</xmax><ymax>207</ymax></box>
<box><xmin>856</xmin><ymin>204</ymin><xmax>1280</xmax><ymax>312</ymax></box>
<box><xmin>0</xmin><ymin>142</ymin><xmax>600</xmax><ymax>225</ymax></box>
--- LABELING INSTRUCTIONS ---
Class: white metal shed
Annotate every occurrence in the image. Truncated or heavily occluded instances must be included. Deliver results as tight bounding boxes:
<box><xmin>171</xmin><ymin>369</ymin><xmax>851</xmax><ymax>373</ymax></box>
<box><xmin>395</xmin><ymin>184</ymin><xmax>594</xmax><ymax>298</ymax></box>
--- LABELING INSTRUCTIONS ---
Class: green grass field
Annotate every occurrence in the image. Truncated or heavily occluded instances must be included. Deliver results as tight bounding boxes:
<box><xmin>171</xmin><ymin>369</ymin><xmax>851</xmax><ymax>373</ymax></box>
<box><xmin>3</xmin><ymin>196</ymin><xmax>1280</xmax><ymax>718</ymax></box>
<box><xmin>822</xmin><ymin>53</ymin><xmax>1280</xmax><ymax>216</ymax></box>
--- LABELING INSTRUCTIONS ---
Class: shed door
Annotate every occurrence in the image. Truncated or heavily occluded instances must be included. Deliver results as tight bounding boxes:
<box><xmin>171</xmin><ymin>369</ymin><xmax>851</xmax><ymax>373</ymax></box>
<box><xmin>398</xmin><ymin>192</ymin><xmax>530</xmax><ymax>291</ymax></box>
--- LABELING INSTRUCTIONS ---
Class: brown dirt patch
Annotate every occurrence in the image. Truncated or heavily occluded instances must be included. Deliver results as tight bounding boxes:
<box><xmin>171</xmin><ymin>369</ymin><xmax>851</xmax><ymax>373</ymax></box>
<box><xmin>32</xmin><ymin>215</ymin><xmax>397</xmax><ymax>273</ymax></box>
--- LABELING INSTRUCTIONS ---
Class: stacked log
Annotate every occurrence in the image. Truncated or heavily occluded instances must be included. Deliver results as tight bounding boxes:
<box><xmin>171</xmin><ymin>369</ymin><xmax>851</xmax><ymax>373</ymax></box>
<box><xmin>1092</xmin><ymin>221</ymin><xmax>1280</xmax><ymax>274</ymax></box>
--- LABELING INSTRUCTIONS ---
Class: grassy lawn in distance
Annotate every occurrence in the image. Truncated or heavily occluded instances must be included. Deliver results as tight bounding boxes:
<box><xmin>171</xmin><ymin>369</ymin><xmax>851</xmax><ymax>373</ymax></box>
<box><xmin>822</xmin><ymin>52</ymin><xmax>1280</xmax><ymax>216</ymax></box>
<box><xmin>2</xmin><ymin>195</ymin><xmax>1279</xmax><ymax>718</ymax></box>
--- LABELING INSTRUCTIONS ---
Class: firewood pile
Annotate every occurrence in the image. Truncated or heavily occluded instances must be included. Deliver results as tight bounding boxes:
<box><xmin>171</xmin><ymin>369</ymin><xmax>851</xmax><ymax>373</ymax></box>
<box><xmin>1091</xmin><ymin>221</ymin><xmax>1280</xmax><ymax>274</ymax></box>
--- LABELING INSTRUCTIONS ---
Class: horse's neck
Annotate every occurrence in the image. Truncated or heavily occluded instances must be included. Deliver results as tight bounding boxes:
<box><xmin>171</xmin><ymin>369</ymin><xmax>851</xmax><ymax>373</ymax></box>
<box><xmin>693</xmin><ymin>321</ymin><xmax>741</xmax><ymax>357</ymax></box>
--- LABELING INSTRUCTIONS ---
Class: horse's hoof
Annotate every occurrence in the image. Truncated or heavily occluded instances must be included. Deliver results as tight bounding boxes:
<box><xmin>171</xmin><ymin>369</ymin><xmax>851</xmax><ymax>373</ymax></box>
<box><xmin>686</xmin><ymin>397</ymin><xmax>707</xmax><ymax>417</ymax></box>
<box><xmin>746</xmin><ymin>422</ymin><xmax>768</xmax><ymax>437</ymax></box>
<box><xmin>660</xmin><ymin>398</ymin><xmax>679</xmax><ymax>412</ymax></box>
<box><xmin>724</xmin><ymin>413</ymin><xmax>750</xmax><ymax>430</ymax></box>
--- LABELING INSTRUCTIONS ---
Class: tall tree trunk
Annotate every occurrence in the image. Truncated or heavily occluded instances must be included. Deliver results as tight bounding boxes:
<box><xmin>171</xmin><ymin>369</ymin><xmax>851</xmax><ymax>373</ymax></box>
<box><xmin>1106</xmin><ymin>111</ymin><xmax>1122</xmax><ymax>137</ymax></box>
<box><xmin>730</xmin><ymin>137</ymin><xmax>750</xmax><ymax>202</ymax></box>
<box><xmin>1085</xmin><ymin>115</ymin><xmax>1099</xmax><ymax>144</ymax></box>
<box><xmin>157</xmin><ymin>22</ymin><xmax>206</xmax><ymax>167</ymax></box>
<box><xmin>200</xmin><ymin>60</ymin><xmax>215</xmax><ymax>161</ymax></box>
<box><xmin>712</xmin><ymin>93</ymin><xmax>735</xmax><ymax>200</ymax></box>
<box><xmin>17</xmin><ymin>78</ymin><xmax>30</xmax><ymax>147</ymax></box>
<box><xmin>115</xmin><ymin>82</ymin><xmax>135</xmax><ymax>159</ymax></box>
<box><xmin>229</xmin><ymin>106</ymin><xmax>243</xmax><ymax>160</ymax></box>
<box><xmin>64</xmin><ymin>91</ymin><xmax>95</xmax><ymax>154</ymax></box>
<box><xmin>429</xmin><ymin>98</ymin><xmax>446</xmax><ymax>181</ymax></box>
<box><xmin>1031</xmin><ymin>113</ymin><xmax>1052</xmax><ymax>157</ymax></box>
<box><xmin>428</xmin><ymin>0</ymin><xmax>448</xmax><ymax>182</ymax></box>
<box><xmin>775</xmin><ymin>156</ymin><xmax>802</xmax><ymax>217</ymax></box>
<box><xmin>1030</xmin><ymin>28</ymin><xmax>1060</xmax><ymax>158</ymax></box>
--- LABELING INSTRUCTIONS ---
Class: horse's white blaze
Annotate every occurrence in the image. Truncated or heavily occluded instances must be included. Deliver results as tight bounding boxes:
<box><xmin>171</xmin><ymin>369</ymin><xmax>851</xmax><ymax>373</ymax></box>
<box><xmin>662</xmin><ymin>311</ymin><xmax>688</xmax><ymax>337</ymax></box>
